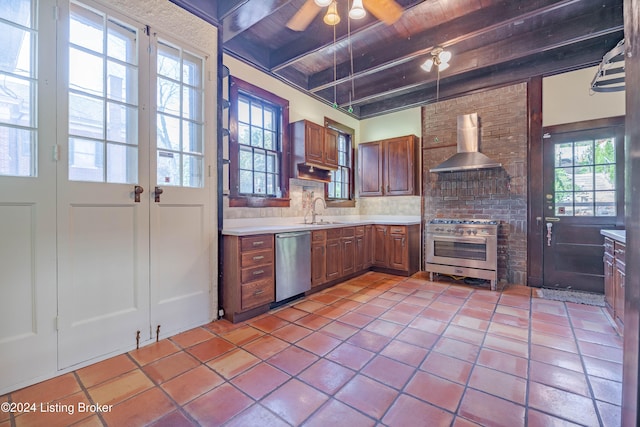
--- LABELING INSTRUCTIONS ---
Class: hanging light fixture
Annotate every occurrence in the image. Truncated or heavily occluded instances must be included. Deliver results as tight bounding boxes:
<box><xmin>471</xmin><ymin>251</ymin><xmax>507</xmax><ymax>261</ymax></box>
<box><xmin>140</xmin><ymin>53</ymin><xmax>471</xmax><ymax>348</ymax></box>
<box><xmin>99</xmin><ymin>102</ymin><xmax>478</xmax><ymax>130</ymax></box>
<box><xmin>349</xmin><ymin>0</ymin><xmax>366</xmax><ymax>19</ymax></box>
<box><xmin>323</xmin><ymin>1</ymin><xmax>341</xmax><ymax>25</ymax></box>
<box><xmin>314</xmin><ymin>0</ymin><xmax>332</xmax><ymax>7</ymax></box>
<box><xmin>421</xmin><ymin>47</ymin><xmax>452</xmax><ymax>72</ymax></box>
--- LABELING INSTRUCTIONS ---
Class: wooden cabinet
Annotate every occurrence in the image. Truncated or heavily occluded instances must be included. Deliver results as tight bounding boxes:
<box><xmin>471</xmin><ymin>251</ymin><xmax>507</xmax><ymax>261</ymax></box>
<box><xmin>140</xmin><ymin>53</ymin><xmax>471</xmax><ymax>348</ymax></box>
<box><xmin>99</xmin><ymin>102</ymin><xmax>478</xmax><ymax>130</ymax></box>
<box><xmin>358</xmin><ymin>135</ymin><xmax>419</xmax><ymax>196</ymax></box>
<box><xmin>372</xmin><ymin>224</ymin><xmax>420</xmax><ymax>276</ymax></box>
<box><xmin>311</xmin><ymin>231</ymin><xmax>327</xmax><ymax>288</ymax></box>
<box><xmin>291</xmin><ymin>120</ymin><xmax>338</xmax><ymax>181</ymax></box>
<box><xmin>222</xmin><ymin>234</ymin><xmax>275</xmax><ymax>323</ymax></box>
<box><xmin>325</xmin><ymin>228</ymin><xmax>342</xmax><ymax>282</ymax></box>
<box><xmin>341</xmin><ymin>227</ymin><xmax>356</xmax><ymax>277</ymax></box>
<box><xmin>604</xmin><ymin>236</ymin><xmax>625</xmax><ymax>333</ymax></box>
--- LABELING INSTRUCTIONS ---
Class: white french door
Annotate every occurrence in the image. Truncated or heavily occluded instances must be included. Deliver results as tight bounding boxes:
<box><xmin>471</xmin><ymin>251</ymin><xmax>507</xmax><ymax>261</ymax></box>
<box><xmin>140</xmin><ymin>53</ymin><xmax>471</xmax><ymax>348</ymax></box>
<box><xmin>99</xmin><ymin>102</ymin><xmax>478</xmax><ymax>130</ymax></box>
<box><xmin>56</xmin><ymin>1</ymin><xmax>212</xmax><ymax>369</ymax></box>
<box><xmin>0</xmin><ymin>0</ymin><xmax>58</xmax><ymax>393</ymax></box>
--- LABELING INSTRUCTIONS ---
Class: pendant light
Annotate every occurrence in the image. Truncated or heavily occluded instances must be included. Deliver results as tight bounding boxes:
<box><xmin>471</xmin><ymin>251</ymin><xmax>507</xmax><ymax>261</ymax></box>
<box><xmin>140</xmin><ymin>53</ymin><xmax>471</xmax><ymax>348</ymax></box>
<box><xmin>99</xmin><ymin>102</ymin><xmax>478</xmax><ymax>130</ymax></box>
<box><xmin>349</xmin><ymin>0</ymin><xmax>366</xmax><ymax>19</ymax></box>
<box><xmin>314</xmin><ymin>0</ymin><xmax>332</xmax><ymax>7</ymax></box>
<box><xmin>323</xmin><ymin>1</ymin><xmax>340</xmax><ymax>26</ymax></box>
<box><xmin>421</xmin><ymin>47</ymin><xmax>452</xmax><ymax>72</ymax></box>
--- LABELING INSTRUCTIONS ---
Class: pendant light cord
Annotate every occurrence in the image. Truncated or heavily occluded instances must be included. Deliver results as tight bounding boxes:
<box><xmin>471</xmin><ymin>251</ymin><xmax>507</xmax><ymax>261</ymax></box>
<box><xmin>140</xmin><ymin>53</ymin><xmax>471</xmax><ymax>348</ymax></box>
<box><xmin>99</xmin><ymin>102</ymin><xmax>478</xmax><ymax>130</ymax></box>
<box><xmin>333</xmin><ymin>23</ymin><xmax>337</xmax><ymax>107</ymax></box>
<box><xmin>349</xmin><ymin>1</ymin><xmax>355</xmax><ymax>112</ymax></box>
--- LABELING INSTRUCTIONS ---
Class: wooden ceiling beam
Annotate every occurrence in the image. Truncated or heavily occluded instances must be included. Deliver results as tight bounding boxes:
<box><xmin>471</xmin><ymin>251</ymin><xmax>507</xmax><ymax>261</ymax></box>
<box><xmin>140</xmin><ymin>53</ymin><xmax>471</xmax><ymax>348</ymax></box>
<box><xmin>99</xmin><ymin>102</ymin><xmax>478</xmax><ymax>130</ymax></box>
<box><xmin>222</xmin><ymin>0</ymin><xmax>295</xmax><ymax>43</ymax></box>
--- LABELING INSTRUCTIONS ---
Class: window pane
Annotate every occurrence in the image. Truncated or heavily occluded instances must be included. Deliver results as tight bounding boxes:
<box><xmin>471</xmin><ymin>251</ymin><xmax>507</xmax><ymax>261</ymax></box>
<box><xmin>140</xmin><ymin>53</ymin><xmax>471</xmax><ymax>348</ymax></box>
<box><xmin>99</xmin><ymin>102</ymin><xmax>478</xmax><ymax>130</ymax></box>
<box><xmin>70</xmin><ymin>4</ymin><xmax>104</xmax><ymax>53</ymax></box>
<box><xmin>266</xmin><ymin>173</ymin><xmax>276</xmax><ymax>195</ymax></box>
<box><xmin>238</xmin><ymin>98</ymin><xmax>250</xmax><ymax>123</ymax></box>
<box><xmin>0</xmin><ymin>74</ymin><xmax>33</xmax><ymax>127</ymax></box>
<box><xmin>69</xmin><ymin>48</ymin><xmax>104</xmax><ymax>96</ymax></box>
<box><xmin>239</xmin><ymin>170</ymin><xmax>252</xmax><ymax>193</ymax></box>
<box><xmin>0</xmin><ymin>0</ymin><xmax>31</xmax><ymax>27</ymax></box>
<box><xmin>183</xmin><ymin>87</ymin><xmax>202</xmax><ymax>121</ymax></box>
<box><xmin>157</xmin><ymin>113</ymin><xmax>180</xmax><ymax>151</ymax></box>
<box><xmin>69</xmin><ymin>138</ymin><xmax>104</xmax><ymax>182</ymax></box>
<box><xmin>254</xmin><ymin>151</ymin><xmax>265</xmax><ymax>172</ymax></box>
<box><xmin>575</xmin><ymin>192</ymin><xmax>594</xmax><ymax>216</ymax></box>
<box><xmin>251</xmin><ymin>127</ymin><xmax>263</xmax><ymax>147</ymax></box>
<box><xmin>183</xmin><ymin>121</ymin><xmax>203</xmax><ymax>154</ymax></box>
<box><xmin>157</xmin><ymin>43</ymin><xmax>180</xmax><ymax>80</ymax></box>
<box><xmin>596</xmin><ymin>191</ymin><xmax>616</xmax><ymax>216</ymax></box>
<box><xmin>107</xmin><ymin>19</ymin><xmax>137</xmax><ymax>64</ymax></box>
<box><xmin>266</xmin><ymin>153</ymin><xmax>276</xmax><ymax>173</ymax></box>
<box><xmin>574</xmin><ymin>166</ymin><xmax>593</xmax><ymax>191</ymax></box>
<box><xmin>264</xmin><ymin>106</ymin><xmax>275</xmax><ymax>130</ymax></box>
<box><xmin>182</xmin><ymin>51</ymin><xmax>202</xmax><ymax>86</ymax></box>
<box><xmin>239</xmin><ymin>147</ymin><xmax>252</xmax><ymax>170</ymax></box>
<box><xmin>182</xmin><ymin>154</ymin><xmax>203</xmax><ymax>188</ymax></box>
<box><xmin>157</xmin><ymin>150</ymin><xmax>179</xmax><ymax>186</ymax></box>
<box><xmin>264</xmin><ymin>130</ymin><xmax>275</xmax><ymax>150</ymax></box>
<box><xmin>0</xmin><ymin>128</ymin><xmax>35</xmax><ymax>177</ymax></box>
<box><xmin>555</xmin><ymin>192</ymin><xmax>573</xmax><ymax>216</ymax></box>
<box><xmin>238</xmin><ymin>123</ymin><xmax>250</xmax><ymax>145</ymax></box>
<box><xmin>157</xmin><ymin>77</ymin><xmax>180</xmax><ymax>115</ymax></box>
<box><xmin>574</xmin><ymin>141</ymin><xmax>593</xmax><ymax>165</ymax></box>
<box><xmin>0</xmin><ymin>22</ymin><xmax>31</xmax><ymax>77</ymax></box>
<box><xmin>107</xmin><ymin>102</ymin><xmax>137</xmax><ymax>144</ymax></box>
<box><xmin>595</xmin><ymin>165</ymin><xmax>615</xmax><ymax>190</ymax></box>
<box><xmin>107</xmin><ymin>143</ymin><xmax>137</xmax><ymax>183</ymax></box>
<box><xmin>595</xmin><ymin>138</ymin><xmax>616</xmax><ymax>164</ymax></box>
<box><xmin>107</xmin><ymin>61</ymin><xmax>137</xmax><ymax>104</ymax></box>
<box><xmin>250</xmin><ymin>103</ymin><xmax>262</xmax><ymax>127</ymax></box>
<box><xmin>254</xmin><ymin>172</ymin><xmax>266</xmax><ymax>194</ymax></box>
<box><xmin>69</xmin><ymin>92</ymin><xmax>104</xmax><ymax>139</ymax></box>
<box><xmin>555</xmin><ymin>167</ymin><xmax>573</xmax><ymax>192</ymax></box>
<box><xmin>555</xmin><ymin>143</ymin><xmax>573</xmax><ymax>167</ymax></box>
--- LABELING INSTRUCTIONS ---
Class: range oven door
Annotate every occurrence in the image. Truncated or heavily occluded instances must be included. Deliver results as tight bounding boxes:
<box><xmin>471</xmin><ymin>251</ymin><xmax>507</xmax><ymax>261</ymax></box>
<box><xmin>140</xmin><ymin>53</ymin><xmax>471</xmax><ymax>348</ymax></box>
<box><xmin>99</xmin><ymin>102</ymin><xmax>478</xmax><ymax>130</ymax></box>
<box><xmin>426</xmin><ymin>233</ymin><xmax>496</xmax><ymax>270</ymax></box>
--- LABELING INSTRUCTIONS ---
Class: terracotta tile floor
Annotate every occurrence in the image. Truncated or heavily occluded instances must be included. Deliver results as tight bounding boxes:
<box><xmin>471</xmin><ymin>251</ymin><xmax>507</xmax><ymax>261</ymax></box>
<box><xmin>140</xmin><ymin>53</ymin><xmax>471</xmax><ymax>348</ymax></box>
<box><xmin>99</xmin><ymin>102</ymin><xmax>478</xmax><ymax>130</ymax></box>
<box><xmin>1</xmin><ymin>272</ymin><xmax>623</xmax><ymax>426</ymax></box>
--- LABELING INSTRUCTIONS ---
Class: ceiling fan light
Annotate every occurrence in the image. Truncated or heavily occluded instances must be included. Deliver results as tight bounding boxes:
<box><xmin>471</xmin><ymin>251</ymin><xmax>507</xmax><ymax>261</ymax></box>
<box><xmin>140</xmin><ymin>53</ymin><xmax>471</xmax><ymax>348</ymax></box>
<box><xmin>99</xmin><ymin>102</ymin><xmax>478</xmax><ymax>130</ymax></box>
<box><xmin>349</xmin><ymin>0</ymin><xmax>366</xmax><ymax>19</ymax></box>
<box><xmin>421</xmin><ymin>58</ymin><xmax>434</xmax><ymax>72</ymax></box>
<box><xmin>439</xmin><ymin>50</ymin><xmax>452</xmax><ymax>64</ymax></box>
<box><xmin>438</xmin><ymin>61</ymin><xmax>450</xmax><ymax>71</ymax></box>
<box><xmin>323</xmin><ymin>1</ymin><xmax>340</xmax><ymax>25</ymax></box>
<box><xmin>314</xmin><ymin>0</ymin><xmax>332</xmax><ymax>7</ymax></box>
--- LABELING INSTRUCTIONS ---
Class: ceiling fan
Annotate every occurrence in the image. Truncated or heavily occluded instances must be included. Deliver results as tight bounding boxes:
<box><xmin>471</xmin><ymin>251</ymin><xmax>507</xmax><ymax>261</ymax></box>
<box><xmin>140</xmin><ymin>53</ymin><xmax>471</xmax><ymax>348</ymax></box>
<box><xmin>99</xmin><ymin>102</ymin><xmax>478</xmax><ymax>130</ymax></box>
<box><xmin>287</xmin><ymin>0</ymin><xmax>403</xmax><ymax>31</ymax></box>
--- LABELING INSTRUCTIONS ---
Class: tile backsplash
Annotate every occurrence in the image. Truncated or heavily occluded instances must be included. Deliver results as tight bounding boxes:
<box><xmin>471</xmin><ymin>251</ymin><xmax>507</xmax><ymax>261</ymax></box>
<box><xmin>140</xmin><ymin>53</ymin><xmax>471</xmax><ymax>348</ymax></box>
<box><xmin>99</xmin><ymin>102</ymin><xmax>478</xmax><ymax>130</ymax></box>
<box><xmin>223</xmin><ymin>178</ymin><xmax>421</xmax><ymax>219</ymax></box>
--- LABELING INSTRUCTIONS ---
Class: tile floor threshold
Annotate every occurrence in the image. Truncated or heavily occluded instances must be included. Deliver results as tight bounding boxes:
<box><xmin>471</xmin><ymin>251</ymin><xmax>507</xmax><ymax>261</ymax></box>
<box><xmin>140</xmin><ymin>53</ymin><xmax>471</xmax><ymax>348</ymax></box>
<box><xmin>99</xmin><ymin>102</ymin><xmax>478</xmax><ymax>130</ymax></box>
<box><xmin>1</xmin><ymin>272</ymin><xmax>623</xmax><ymax>427</ymax></box>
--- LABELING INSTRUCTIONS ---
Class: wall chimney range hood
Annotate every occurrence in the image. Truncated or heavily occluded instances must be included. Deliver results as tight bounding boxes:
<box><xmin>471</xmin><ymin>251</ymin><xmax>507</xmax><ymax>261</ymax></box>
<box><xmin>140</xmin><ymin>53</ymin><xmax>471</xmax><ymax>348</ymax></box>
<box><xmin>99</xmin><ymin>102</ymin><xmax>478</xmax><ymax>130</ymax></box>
<box><xmin>430</xmin><ymin>113</ymin><xmax>502</xmax><ymax>173</ymax></box>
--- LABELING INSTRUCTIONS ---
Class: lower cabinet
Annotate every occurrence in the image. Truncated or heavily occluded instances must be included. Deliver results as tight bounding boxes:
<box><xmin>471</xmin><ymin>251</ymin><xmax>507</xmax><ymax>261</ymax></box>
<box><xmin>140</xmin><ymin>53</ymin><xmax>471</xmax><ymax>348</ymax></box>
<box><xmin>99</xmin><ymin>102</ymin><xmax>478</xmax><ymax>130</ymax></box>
<box><xmin>603</xmin><ymin>237</ymin><xmax>625</xmax><ymax>333</ymax></box>
<box><xmin>311</xmin><ymin>230</ymin><xmax>327</xmax><ymax>288</ymax></box>
<box><xmin>372</xmin><ymin>224</ymin><xmax>420</xmax><ymax>276</ymax></box>
<box><xmin>222</xmin><ymin>234</ymin><xmax>275</xmax><ymax>323</ymax></box>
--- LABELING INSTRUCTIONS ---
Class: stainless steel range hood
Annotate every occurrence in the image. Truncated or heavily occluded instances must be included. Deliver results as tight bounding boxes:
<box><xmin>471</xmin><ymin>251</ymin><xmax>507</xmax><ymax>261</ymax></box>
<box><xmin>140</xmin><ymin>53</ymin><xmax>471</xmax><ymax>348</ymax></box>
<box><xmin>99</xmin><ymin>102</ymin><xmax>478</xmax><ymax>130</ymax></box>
<box><xmin>430</xmin><ymin>113</ymin><xmax>502</xmax><ymax>173</ymax></box>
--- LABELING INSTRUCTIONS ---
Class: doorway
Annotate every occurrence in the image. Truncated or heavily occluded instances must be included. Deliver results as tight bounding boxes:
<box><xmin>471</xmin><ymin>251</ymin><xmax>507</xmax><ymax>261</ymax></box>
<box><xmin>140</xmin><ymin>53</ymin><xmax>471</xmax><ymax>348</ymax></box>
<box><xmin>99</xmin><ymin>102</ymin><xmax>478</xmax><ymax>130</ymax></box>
<box><xmin>540</xmin><ymin>118</ymin><xmax>625</xmax><ymax>292</ymax></box>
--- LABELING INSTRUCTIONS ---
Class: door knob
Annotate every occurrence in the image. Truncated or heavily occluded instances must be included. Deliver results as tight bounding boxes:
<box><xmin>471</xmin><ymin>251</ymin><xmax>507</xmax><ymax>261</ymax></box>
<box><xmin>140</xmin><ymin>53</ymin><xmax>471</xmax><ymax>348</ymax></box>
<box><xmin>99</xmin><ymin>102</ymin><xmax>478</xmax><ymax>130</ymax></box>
<box><xmin>154</xmin><ymin>186</ymin><xmax>163</xmax><ymax>203</ymax></box>
<box><xmin>134</xmin><ymin>185</ymin><xmax>144</xmax><ymax>203</ymax></box>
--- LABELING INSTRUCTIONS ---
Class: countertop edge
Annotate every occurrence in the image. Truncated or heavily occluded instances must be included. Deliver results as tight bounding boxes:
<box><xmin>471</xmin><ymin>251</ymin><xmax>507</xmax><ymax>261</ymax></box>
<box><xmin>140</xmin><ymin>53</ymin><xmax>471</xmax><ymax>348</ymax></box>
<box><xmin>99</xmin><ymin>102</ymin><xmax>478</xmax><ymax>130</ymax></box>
<box><xmin>601</xmin><ymin>229</ymin><xmax>626</xmax><ymax>244</ymax></box>
<box><xmin>222</xmin><ymin>219</ymin><xmax>421</xmax><ymax>236</ymax></box>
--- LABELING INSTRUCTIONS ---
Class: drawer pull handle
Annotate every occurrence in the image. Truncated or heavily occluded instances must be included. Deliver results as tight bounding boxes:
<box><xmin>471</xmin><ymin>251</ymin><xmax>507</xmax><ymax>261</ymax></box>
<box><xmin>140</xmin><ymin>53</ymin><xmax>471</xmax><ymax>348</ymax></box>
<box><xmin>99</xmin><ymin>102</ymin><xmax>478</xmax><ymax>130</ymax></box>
<box><xmin>253</xmin><ymin>289</ymin><xmax>264</xmax><ymax>296</ymax></box>
<box><xmin>252</xmin><ymin>270</ymin><xmax>264</xmax><ymax>275</ymax></box>
<box><xmin>252</xmin><ymin>241</ymin><xmax>264</xmax><ymax>246</ymax></box>
<box><xmin>253</xmin><ymin>255</ymin><xmax>265</xmax><ymax>260</ymax></box>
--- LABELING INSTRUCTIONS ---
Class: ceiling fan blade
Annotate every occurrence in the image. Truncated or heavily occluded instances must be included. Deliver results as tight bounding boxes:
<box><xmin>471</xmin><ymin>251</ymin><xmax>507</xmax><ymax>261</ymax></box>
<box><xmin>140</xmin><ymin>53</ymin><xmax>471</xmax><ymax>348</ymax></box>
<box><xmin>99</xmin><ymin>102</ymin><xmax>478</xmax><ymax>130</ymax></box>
<box><xmin>363</xmin><ymin>0</ymin><xmax>403</xmax><ymax>25</ymax></box>
<box><xmin>286</xmin><ymin>0</ymin><xmax>322</xmax><ymax>31</ymax></box>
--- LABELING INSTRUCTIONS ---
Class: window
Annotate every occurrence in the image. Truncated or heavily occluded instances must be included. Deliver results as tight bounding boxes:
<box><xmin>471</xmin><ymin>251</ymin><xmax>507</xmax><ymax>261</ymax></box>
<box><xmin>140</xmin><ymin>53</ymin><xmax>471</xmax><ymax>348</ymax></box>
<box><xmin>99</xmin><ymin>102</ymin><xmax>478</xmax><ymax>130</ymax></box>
<box><xmin>229</xmin><ymin>76</ymin><xmax>289</xmax><ymax>207</ymax></box>
<box><xmin>156</xmin><ymin>40</ymin><xmax>205</xmax><ymax>187</ymax></box>
<box><xmin>0</xmin><ymin>0</ymin><xmax>37</xmax><ymax>177</ymax></box>
<box><xmin>68</xmin><ymin>2</ymin><xmax>139</xmax><ymax>183</ymax></box>
<box><xmin>325</xmin><ymin>118</ymin><xmax>355</xmax><ymax>207</ymax></box>
<box><xmin>554</xmin><ymin>137</ymin><xmax>618</xmax><ymax>216</ymax></box>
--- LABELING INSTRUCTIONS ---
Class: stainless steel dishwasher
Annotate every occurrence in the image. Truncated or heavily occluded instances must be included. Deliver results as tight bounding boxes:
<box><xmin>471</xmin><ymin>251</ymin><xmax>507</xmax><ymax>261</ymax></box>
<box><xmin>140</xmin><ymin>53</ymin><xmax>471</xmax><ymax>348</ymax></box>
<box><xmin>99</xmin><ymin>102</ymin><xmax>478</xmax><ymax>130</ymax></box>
<box><xmin>275</xmin><ymin>231</ymin><xmax>311</xmax><ymax>302</ymax></box>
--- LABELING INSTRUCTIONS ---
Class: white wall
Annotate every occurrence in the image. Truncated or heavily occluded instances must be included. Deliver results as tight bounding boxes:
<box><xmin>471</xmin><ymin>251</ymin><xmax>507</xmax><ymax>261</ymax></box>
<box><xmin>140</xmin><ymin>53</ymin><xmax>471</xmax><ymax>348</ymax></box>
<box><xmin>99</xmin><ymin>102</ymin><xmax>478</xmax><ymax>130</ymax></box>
<box><xmin>543</xmin><ymin>66</ymin><xmax>625</xmax><ymax>126</ymax></box>
<box><xmin>360</xmin><ymin>107</ymin><xmax>422</xmax><ymax>142</ymax></box>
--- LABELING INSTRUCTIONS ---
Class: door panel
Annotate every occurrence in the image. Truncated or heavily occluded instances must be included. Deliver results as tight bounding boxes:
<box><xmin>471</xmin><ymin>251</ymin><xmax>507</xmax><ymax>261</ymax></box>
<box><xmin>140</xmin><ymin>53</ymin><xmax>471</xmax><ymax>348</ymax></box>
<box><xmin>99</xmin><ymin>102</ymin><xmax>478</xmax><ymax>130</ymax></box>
<box><xmin>542</xmin><ymin>124</ymin><xmax>624</xmax><ymax>292</ymax></box>
<box><xmin>0</xmin><ymin>0</ymin><xmax>58</xmax><ymax>394</ymax></box>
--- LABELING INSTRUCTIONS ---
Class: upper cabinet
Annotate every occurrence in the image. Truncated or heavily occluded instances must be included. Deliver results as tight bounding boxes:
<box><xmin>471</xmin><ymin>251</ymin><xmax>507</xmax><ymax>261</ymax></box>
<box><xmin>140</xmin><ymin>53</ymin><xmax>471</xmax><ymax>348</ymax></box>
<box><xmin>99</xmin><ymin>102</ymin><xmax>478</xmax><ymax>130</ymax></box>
<box><xmin>358</xmin><ymin>135</ymin><xmax>420</xmax><ymax>197</ymax></box>
<box><xmin>291</xmin><ymin>120</ymin><xmax>338</xmax><ymax>182</ymax></box>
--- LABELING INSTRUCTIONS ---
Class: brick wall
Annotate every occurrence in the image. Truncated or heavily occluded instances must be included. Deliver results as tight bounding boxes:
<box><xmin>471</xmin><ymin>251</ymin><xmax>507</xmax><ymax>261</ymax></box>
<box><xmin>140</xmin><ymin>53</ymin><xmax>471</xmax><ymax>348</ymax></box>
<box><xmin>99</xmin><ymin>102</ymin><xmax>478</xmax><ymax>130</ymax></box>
<box><xmin>422</xmin><ymin>83</ymin><xmax>528</xmax><ymax>285</ymax></box>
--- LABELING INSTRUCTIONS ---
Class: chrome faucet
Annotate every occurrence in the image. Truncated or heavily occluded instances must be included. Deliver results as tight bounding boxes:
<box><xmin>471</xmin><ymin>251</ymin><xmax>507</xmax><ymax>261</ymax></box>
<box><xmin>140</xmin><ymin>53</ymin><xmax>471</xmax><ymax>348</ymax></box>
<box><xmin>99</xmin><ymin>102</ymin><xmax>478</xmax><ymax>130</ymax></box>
<box><xmin>310</xmin><ymin>197</ymin><xmax>326</xmax><ymax>224</ymax></box>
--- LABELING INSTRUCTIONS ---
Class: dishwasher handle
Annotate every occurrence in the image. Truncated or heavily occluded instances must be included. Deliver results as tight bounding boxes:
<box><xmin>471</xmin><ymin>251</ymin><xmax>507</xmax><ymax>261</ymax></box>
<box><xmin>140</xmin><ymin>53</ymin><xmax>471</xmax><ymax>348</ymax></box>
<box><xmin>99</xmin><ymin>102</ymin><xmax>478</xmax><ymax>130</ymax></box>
<box><xmin>276</xmin><ymin>231</ymin><xmax>311</xmax><ymax>239</ymax></box>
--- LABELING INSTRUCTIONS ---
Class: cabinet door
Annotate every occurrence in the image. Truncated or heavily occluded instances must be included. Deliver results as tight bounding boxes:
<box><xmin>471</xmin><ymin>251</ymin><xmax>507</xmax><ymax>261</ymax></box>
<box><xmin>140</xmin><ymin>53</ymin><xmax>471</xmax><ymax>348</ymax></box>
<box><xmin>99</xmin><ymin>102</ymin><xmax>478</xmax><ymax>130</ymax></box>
<box><xmin>305</xmin><ymin>121</ymin><xmax>325</xmax><ymax>165</ymax></box>
<box><xmin>373</xmin><ymin>225</ymin><xmax>387</xmax><ymax>266</ymax></box>
<box><xmin>326</xmin><ymin>238</ymin><xmax>341</xmax><ymax>281</ymax></box>
<box><xmin>311</xmin><ymin>241</ymin><xmax>327</xmax><ymax>287</ymax></box>
<box><xmin>364</xmin><ymin>225</ymin><xmax>374</xmax><ymax>268</ymax></box>
<box><xmin>355</xmin><ymin>234</ymin><xmax>365</xmax><ymax>272</ymax></box>
<box><xmin>603</xmin><ymin>253</ymin><xmax>615</xmax><ymax>314</ymax></box>
<box><xmin>359</xmin><ymin>142</ymin><xmax>384</xmax><ymax>196</ymax></box>
<box><xmin>615</xmin><ymin>261</ymin><xmax>625</xmax><ymax>325</ymax></box>
<box><xmin>324</xmin><ymin>127</ymin><xmax>339</xmax><ymax>168</ymax></box>
<box><xmin>342</xmin><ymin>236</ymin><xmax>356</xmax><ymax>276</ymax></box>
<box><xmin>385</xmin><ymin>136</ymin><xmax>415</xmax><ymax>195</ymax></box>
<box><xmin>388</xmin><ymin>233</ymin><xmax>408</xmax><ymax>270</ymax></box>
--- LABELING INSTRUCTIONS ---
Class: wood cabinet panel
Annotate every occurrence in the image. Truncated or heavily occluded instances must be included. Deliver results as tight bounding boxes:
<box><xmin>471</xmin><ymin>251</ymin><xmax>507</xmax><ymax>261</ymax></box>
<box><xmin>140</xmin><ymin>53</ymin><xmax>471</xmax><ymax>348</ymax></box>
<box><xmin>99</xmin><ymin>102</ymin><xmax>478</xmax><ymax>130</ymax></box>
<box><xmin>241</xmin><ymin>279</ymin><xmax>274</xmax><ymax>310</ymax></box>
<box><xmin>614</xmin><ymin>241</ymin><xmax>625</xmax><ymax>329</ymax></box>
<box><xmin>291</xmin><ymin>120</ymin><xmax>338</xmax><ymax>182</ymax></box>
<box><xmin>388</xmin><ymin>231</ymin><xmax>408</xmax><ymax>271</ymax></box>
<box><xmin>325</xmin><ymin>237</ymin><xmax>341</xmax><ymax>282</ymax></box>
<box><xmin>358</xmin><ymin>135</ymin><xmax>419</xmax><ymax>197</ymax></box>
<box><xmin>311</xmin><ymin>234</ymin><xmax>327</xmax><ymax>288</ymax></box>
<box><xmin>241</xmin><ymin>249</ymin><xmax>273</xmax><ymax>268</ymax></box>
<box><xmin>373</xmin><ymin>225</ymin><xmax>387</xmax><ymax>266</ymax></box>
<box><xmin>342</xmin><ymin>231</ymin><xmax>356</xmax><ymax>277</ymax></box>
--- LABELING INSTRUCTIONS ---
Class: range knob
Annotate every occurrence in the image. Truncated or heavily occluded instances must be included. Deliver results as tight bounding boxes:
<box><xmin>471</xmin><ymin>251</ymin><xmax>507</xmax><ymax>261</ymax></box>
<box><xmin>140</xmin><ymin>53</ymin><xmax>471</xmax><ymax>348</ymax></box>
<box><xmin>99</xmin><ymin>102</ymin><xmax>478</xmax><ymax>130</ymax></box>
<box><xmin>473</xmin><ymin>230</ymin><xmax>478</xmax><ymax>235</ymax></box>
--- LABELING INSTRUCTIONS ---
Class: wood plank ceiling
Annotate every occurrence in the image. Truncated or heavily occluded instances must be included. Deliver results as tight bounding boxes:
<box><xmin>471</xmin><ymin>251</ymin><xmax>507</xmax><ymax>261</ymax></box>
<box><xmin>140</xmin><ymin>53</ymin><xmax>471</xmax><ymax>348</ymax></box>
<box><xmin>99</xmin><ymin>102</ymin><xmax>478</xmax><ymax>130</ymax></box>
<box><xmin>171</xmin><ymin>0</ymin><xmax>624</xmax><ymax>119</ymax></box>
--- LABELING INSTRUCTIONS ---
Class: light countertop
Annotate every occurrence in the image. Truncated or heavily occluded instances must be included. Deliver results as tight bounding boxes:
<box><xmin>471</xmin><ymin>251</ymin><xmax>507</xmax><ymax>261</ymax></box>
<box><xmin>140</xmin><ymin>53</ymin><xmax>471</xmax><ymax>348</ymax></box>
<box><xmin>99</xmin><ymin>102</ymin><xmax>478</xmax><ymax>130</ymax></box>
<box><xmin>222</xmin><ymin>215</ymin><xmax>421</xmax><ymax>236</ymax></box>
<box><xmin>601</xmin><ymin>229</ymin><xmax>626</xmax><ymax>244</ymax></box>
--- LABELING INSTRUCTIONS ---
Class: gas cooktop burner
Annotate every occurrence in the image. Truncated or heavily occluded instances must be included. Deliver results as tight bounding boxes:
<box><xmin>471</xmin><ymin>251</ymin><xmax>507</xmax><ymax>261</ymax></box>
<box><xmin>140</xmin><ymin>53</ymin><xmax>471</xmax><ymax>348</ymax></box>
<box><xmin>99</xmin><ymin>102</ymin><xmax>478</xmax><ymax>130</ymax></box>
<box><xmin>429</xmin><ymin>218</ymin><xmax>498</xmax><ymax>225</ymax></box>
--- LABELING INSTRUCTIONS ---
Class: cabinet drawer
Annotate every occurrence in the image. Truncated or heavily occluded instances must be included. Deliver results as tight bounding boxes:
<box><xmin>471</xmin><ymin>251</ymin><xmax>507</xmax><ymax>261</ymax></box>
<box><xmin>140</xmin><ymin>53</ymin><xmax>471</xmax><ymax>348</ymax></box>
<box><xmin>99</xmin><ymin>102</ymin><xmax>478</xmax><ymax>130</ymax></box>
<box><xmin>241</xmin><ymin>264</ymin><xmax>273</xmax><ymax>284</ymax></box>
<box><xmin>240</xmin><ymin>235</ymin><xmax>273</xmax><ymax>252</ymax></box>
<box><xmin>312</xmin><ymin>230</ymin><xmax>327</xmax><ymax>242</ymax></box>
<box><xmin>342</xmin><ymin>227</ymin><xmax>355</xmax><ymax>238</ymax></box>
<box><xmin>241</xmin><ymin>279</ymin><xmax>274</xmax><ymax>310</ymax></box>
<box><xmin>355</xmin><ymin>225</ymin><xmax>365</xmax><ymax>236</ymax></box>
<box><xmin>389</xmin><ymin>225</ymin><xmax>406</xmax><ymax>235</ymax></box>
<box><xmin>241</xmin><ymin>249</ymin><xmax>273</xmax><ymax>268</ymax></box>
<box><xmin>604</xmin><ymin>238</ymin><xmax>614</xmax><ymax>256</ymax></box>
<box><xmin>614</xmin><ymin>242</ymin><xmax>626</xmax><ymax>264</ymax></box>
<box><xmin>327</xmin><ymin>228</ymin><xmax>342</xmax><ymax>240</ymax></box>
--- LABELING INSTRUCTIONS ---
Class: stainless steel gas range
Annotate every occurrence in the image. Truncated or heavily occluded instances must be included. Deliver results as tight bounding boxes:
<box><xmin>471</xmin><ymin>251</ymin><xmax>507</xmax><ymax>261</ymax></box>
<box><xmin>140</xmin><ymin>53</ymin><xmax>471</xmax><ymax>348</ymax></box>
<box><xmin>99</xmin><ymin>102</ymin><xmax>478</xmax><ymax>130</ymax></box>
<box><xmin>425</xmin><ymin>218</ymin><xmax>498</xmax><ymax>290</ymax></box>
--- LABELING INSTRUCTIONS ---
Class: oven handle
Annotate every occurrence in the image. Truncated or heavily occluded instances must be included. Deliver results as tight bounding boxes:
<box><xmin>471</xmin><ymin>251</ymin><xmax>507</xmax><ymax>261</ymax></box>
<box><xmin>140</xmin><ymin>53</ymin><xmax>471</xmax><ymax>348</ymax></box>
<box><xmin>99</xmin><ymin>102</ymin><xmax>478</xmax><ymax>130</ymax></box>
<box><xmin>427</xmin><ymin>234</ymin><xmax>488</xmax><ymax>244</ymax></box>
